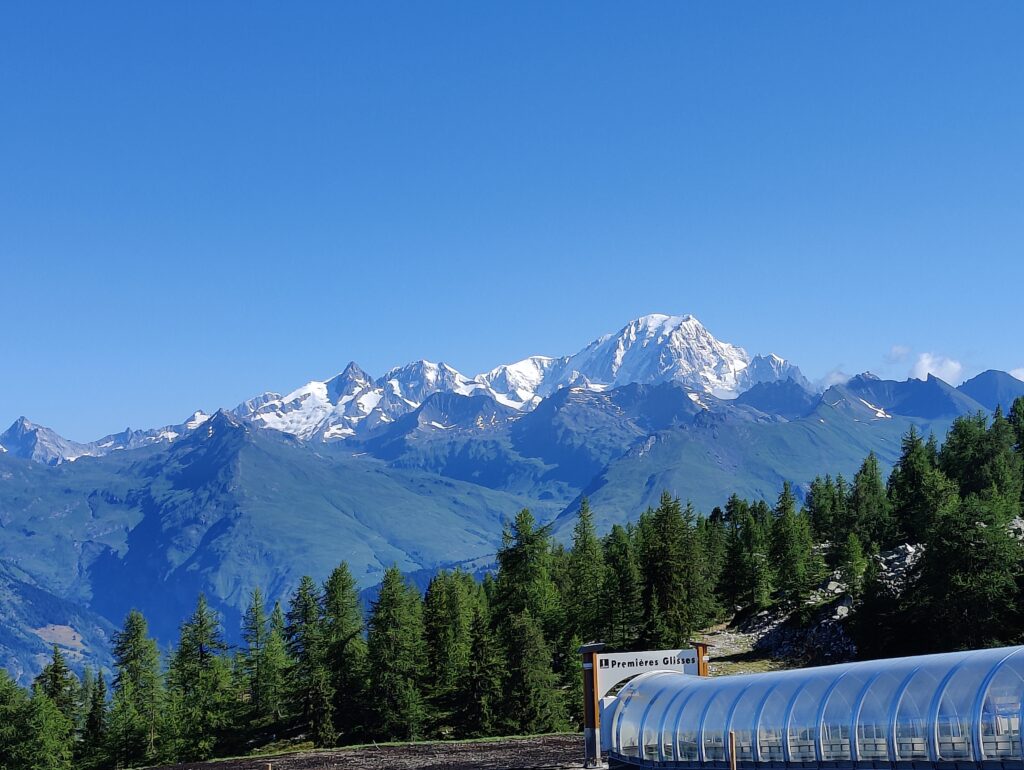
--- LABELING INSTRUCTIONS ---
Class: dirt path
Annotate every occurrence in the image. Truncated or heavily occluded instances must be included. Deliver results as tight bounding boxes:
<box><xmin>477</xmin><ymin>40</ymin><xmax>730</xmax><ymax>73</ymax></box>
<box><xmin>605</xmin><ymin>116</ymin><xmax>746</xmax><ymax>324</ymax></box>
<box><xmin>149</xmin><ymin>734</ymin><xmax>584</xmax><ymax>770</ymax></box>
<box><xmin>695</xmin><ymin>622</ymin><xmax>788</xmax><ymax>677</ymax></box>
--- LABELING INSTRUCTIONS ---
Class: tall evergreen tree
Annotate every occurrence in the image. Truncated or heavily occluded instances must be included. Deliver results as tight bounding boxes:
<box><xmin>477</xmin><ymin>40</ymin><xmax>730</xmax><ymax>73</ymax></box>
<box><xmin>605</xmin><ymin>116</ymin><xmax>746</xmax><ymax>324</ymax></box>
<box><xmin>107</xmin><ymin>677</ymin><xmax>143</xmax><ymax>769</ymax></box>
<box><xmin>456</xmin><ymin>606</ymin><xmax>501</xmax><ymax>738</ymax></box>
<box><xmin>366</xmin><ymin>566</ymin><xmax>427</xmax><ymax>740</ymax></box>
<box><xmin>241</xmin><ymin>587</ymin><xmax>269</xmax><ymax>723</ymax></box>
<box><xmin>637</xmin><ymin>493</ymin><xmax>691</xmax><ymax>646</ymax></box>
<box><xmin>721</xmin><ymin>495</ymin><xmax>751</xmax><ymax>607</ymax></box>
<box><xmin>81</xmin><ymin>673</ymin><xmax>107</xmax><ymax>770</ymax></box>
<box><xmin>1010</xmin><ymin>397</ymin><xmax>1024</xmax><ymax>455</ymax></box>
<box><xmin>739</xmin><ymin>503</ymin><xmax>775</xmax><ymax>610</ymax></box>
<box><xmin>285</xmin><ymin>575</ymin><xmax>335</xmax><ymax>747</ymax></box>
<box><xmin>771</xmin><ymin>483</ymin><xmax>816</xmax><ymax>605</ymax></box>
<box><xmin>17</xmin><ymin>691</ymin><xmax>73</xmax><ymax>770</ymax></box>
<box><xmin>423</xmin><ymin>570</ymin><xmax>476</xmax><ymax>735</ymax></box>
<box><xmin>565</xmin><ymin>499</ymin><xmax>606</xmax><ymax>643</ymax></box>
<box><xmin>850</xmin><ymin>453</ymin><xmax>896</xmax><ymax>548</ymax></box>
<box><xmin>110</xmin><ymin>609</ymin><xmax>162</xmax><ymax>764</ymax></box>
<box><xmin>262</xmin><ymin>602</ymin><xmax>291</xmax><ymax>726</ymax></box>
<box><xmin>165</xmin><ymin>594</ymin><xmax>233</xmax><ymax>761</ymax></box>
<box><xmin>501</xmin><ymin>611</ymin><xmax>564</xmax><ymax>734</ymax></box>
<box><xmin>914</xmin><ymin>492</ymin><xmax>1023</xmax><ymax>650</ymax></box>
<box><xmin>323</xmin><ymin>562</ymin><xmax>367</xmax><ymax>743</ymax></box>
<box><xmin>493</xmin><ymin>509</ymin><xmax>561</xmax><ymax>641</ymax></box>
<box><xmin>600</xmin><ymin>524</ymin><xmax>643</xmax><ymax>649</ymax></box>
<box><xmin>0</xmin><ymin>669</ymin><xmax>30</xmax><ymax>769</ymax></box>
<box><xmin>888</xmin><ymin>426</ymin><xmax>943</xmax><ymax>542</ymax></box>
<box><xmin>32</xmin><ymin>646</ymin><xmax>78</xmax><ymax>723</ymax></box>
<box><xmin>836</xmin><ymin>532</ymin><xmax>868</xmax><ymax>597</ymax></box>
<box><xmin>941</xmin><ymin>410</ymin><xmax>1023</xmax><ymax>510</ymax></box>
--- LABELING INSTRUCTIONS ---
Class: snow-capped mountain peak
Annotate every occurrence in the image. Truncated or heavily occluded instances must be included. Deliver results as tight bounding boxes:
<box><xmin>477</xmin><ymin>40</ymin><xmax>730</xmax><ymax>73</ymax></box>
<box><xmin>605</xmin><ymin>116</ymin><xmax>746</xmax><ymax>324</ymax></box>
<box><xmin>144</xmin><ymin>313</ymin><xmax>810</xmax><ymax>446</ymax></box>
<box><xmin>558</xmin><ymin>313</ymin><xmax>750</xmax><ymax>396</ymax></box>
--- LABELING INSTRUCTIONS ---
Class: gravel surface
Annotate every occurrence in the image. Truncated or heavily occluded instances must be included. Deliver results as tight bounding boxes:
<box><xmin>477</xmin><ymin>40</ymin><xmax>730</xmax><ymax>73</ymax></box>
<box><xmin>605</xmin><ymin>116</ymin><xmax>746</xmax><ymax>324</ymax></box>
<box><xmin>149</xmin><ymin>734</ymin><xmax>586</xmax><ymax>770</ymax></box>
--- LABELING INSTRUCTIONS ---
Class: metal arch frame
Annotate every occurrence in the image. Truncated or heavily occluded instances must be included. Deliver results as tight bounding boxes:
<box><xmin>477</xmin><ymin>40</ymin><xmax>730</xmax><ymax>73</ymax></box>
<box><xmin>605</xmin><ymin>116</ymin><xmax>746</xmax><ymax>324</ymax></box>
<box><xmin>969</xmin><ymin>647</ymin><xmax>1023</xmax><ymax>761</ymax></box>
<box><xmin>782</xmin><ymin>677</ymin><xmax>816</xmax><ymax>763</ymax></box>
<box><xmin>613</xmin><ymin>670</ymin><xmax>667</xmax><ymax>756</ymax></box>
<box><xmin>813</xmin><ymin>668</ymin><xmax>853</xmax><ymax>762</ymax></box>
<box><xmin>888</xmin><ymin>664</ymin><xmax>931</xmax><ymax>762</ymax></box>
<box><xmin>656</xmin><ymin>680</ymin><xmax>699</xmax><ymax>762</ymax></box>
<box><xmin>750</xmin><ymin>678</ymin><xmax>784</xmax><ymax>762</ymax></box>
<box><xmin>848</xmin><ymin>669</ymin><xmax>886</xmax><ymax>762</ymax></box>
<box><xmin>722</xmin><ymin>681</ymin><xmax>758</xmax><ymax>766</ymax></box>
<box><xmin>668</xmin><ymin>684</ymin><xmax>706</xmax><ymax>763</ymax></box>
<box><xmin>635</xmin><ymin>672</ymin><xmax>681</xmax><ymax>762</ymax></box>
<box><xmin>926</xmin><ymin>653</ymin><xmax>975</xmax><ymax>762</ymax></box>
<box><xmin>696</xmin><ymin>682</ymin><xmax>729</xmax><ymax>762</ymax></box>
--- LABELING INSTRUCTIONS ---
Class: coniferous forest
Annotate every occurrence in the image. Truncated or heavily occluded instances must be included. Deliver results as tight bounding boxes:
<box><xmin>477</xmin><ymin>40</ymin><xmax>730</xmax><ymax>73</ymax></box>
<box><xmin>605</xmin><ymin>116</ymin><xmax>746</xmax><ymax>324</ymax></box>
<box><xmin>1</xmin><ymin>400</ymin><xmax>1023</xmax><ymax>768</ymax></box>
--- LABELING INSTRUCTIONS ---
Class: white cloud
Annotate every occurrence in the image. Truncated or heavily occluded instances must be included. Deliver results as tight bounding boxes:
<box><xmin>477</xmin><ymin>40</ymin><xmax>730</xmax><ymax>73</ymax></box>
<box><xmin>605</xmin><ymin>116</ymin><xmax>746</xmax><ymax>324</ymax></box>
<box><xmin>1011</xmin><ymin>368</ymin><xmax>1024</xmax><ymax>383</ymax></box>
<box><xmin>885</xmin><ymin>345</ymin><xmax>911</xmax><ymax>364</ymax></box>
<box><xmin>910</xmin><ymin>353</ymin><xmax>964</xmax><ymax>384</ymax></box>
<box><xmin>818</xmin><ymin>368</ymin><xmax>851</xmax><ymax>389</ymax></box>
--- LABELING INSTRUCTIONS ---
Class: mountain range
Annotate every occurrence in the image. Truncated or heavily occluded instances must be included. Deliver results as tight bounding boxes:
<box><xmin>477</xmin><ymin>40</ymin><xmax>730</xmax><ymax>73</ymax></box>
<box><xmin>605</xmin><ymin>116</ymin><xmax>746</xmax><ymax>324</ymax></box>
<box><xmin>1</xmin><ymin>313</ymin><xmax>1022</xmax><ymax>682</ymax></box>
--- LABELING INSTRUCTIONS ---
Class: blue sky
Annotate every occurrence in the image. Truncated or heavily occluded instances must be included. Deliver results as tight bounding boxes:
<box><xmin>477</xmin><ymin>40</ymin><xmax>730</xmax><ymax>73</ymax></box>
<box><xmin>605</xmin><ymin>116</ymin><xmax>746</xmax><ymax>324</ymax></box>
<box><xmin>2</xmin><ymin>2</ymin><xmax>1023</xmax><ymax>441</ymax></box>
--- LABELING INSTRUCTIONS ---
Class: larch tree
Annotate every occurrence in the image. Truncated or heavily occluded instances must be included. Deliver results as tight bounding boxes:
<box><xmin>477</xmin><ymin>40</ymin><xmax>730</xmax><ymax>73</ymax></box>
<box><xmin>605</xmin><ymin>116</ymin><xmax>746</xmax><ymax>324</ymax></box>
<box><xmin>323</xmin><ymin>562</ymin><xmax>367</xmax><ymax>742</ymax></box>
<box><xmin>366</xmin><ymin>566</ymin><xmax>427</xmax><ymax>740</ymax></box>
<box><xmin>110</xmin><ymin>609</ymin><xmax>162</xmax><ymax>764</ymax></box>
<box><xmin>285</xmin><ymin>575</ymin><xmax>335</xmax><ymax>747</ymax></box>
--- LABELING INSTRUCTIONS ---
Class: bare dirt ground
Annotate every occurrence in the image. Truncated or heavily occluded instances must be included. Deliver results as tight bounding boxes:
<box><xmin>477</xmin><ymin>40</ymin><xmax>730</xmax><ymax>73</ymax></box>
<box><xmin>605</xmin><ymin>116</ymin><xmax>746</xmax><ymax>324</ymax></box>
<box><xmin>695</xmin><ymin>622</ymin><xmax>789</xmax><ymax>677</ymax></box>
<box><xmin>149</xmin><ymin>734</ymin><xmax>585</xmax><ymax>770</ymax></box>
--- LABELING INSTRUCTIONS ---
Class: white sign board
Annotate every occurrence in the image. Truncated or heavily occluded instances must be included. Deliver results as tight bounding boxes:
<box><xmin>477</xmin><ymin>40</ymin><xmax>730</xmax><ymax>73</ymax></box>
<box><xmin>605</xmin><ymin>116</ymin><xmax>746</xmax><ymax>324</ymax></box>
<box><xmin>595</xmin><ymin>648</ymin><xmax>699</xmax><ymax>699</ymax></box>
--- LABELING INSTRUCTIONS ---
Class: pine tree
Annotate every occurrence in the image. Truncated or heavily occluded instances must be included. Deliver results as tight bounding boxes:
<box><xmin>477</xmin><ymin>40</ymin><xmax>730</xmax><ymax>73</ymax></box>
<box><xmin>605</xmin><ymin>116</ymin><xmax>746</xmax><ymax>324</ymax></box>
<box><xmin>366</xmin><ymin>566</ymin><xmax>427</xmax><ymax>740</ymax></box>
<box><xmin>455</xmin><ymin>607</ymin><xmax>501</xmax><ymax>738</ymax></box>
<box><xmin>77</xmin><ymin>666</ymin><xmax>94</xmax><ymax>734</ymax></box>
<box><xmin>262</xmin><ymin>602</ymin><xmax>291</xmax><ymax>725</ymax></box>
<box><xmin>0</xmin><ymin>669</ymin><xmax>30</xmax><ymax>769</ymax></box>
<box><xmin>806</xmin><ymin>476</ymin><xmax>838</xmax><ymax>543</ymax></box>
<box><xmin>1010</xmin><ymin>397</ymin><xmax>1024</xmax><ymax>454</ymax></box>
<box><xmin>771</xmin><ymin>483</ymin><xmax>806</xmax><ymax>604</ymax></box>
<box><xmin>720</xmin><ymin>495</ymin><xmax>750</xmax><ymax>607</ymax></box>
<box><xmin>914</xmin><ymin>492</ymin><xmax>1023</xmax><ymax>650</ymax></box>
<box><xmin>81</xmin><ymin>672</ymin><xmax>107</xmax><ymax>770</ymax></box>
<box><xmin>565</xmin><ymin>499</ymin><xmax>606</xmax><ymax>643</ymax></box>
<box><xmin>17</xmin><ymin>690</ymin><xmax>73</xmax><ymax>770</ymax></box>
<box><xmin>851</xmin><ymin>453</ymin><xmax>896</xmax><ymax>548</ymax></box>
<box><xmin>687</xmin><ymin>507</ymin><xmax>722</xmax><ymax>628</ymax></box>
<box><xmin>493</xmin><ymin>509</ymin><xmax>561</xmax><ymax>641</ymax></box>
<box><xmin>888</xmin><ymin>426</ymin><xmax>942</xmax><ymax>542</ymax></box>
<box><xmin>32</xmin><ymin>645</ymin><xmax>78</xmax><ymax>723</ymax></box>
<box><xmin>600</xmin><ymin>524</ymin><xmax>642</xmax><ymax>649</ymax></box>
<box><xmin>323</xmin><ymin>562</ymin><xmax>367</xmax><ymax>743</ymax></box>
<box><xmin>107</xmin><ymin>677</ymin><xmax>143</xmax><ymax>769</ymax></box>
<box><xmin>166</xmin><ymin>594</ymin><xmax>233</xmax><ymax>760</ymax></box>
<box><xmin>285</xmin><ymin>575</ymin><xmax>335</xmax><ymax>747</ymax></box>
<box><xmin>699</xmin><ymin>509</ymin><xmax>729</xmax><ymax>606</ymax></box>
<box><xmin>637</xmin><ymin>493</ymin><xmax>693</xmax><ymax>646</ymax></box>
<box><xmin>559</xmin><ymin>632</ymin><xmax>584</xmax><ymax>730</ymax></box>
<box><xmin>501</xmin><ymin>611</ymin><xmax>564</xmax><ymax>734</ymax></box>
<box><xmin>423</xmin><ymin>570</ymin><xmax>475</xmax><ymax>735</ymax></box>
<box><xmin>941</xmin><ymin>410</ymin><xmax>1023</xmax><ymax>510</ymax></box>
<box><xmin>241</xmin><ymin>587</ymin><xmax>269</xmax><ymax>723</ymax></box>
<box><xmin>836</xmin><ymin>532</ymin><xmax>868</xmax><ymax>596</ymax></box>
<box><xmin>741</xmin><ymin>501</ymin><xmax>770</xmax><ymax>610</ymax></box>
<box><xmin>110</xmin><ymin>609</ymin><xmax>162</xmax><ymax>764</ymax></box>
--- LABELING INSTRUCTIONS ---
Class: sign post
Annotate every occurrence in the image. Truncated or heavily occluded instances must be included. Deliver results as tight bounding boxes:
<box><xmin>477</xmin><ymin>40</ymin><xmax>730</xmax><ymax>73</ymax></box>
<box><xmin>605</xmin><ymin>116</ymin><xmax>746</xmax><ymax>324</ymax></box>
<box><xmin>579</xmin><ymin>642</ymin><xmax>605</xmax><ymax>768</ymax></box>
<box><xmin>581</xmin><ymin>643</ymin><xmax>710</xmax><ymax>767</ymax></box>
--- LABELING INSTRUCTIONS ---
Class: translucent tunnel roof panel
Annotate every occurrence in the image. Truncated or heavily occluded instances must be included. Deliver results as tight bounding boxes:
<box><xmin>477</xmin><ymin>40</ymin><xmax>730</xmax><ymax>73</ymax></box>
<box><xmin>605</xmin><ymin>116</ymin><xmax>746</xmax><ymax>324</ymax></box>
<box><xmin>607</xmin><ymin>645</ymin><xmax>1024</xmax><ymax>768</ymax></box>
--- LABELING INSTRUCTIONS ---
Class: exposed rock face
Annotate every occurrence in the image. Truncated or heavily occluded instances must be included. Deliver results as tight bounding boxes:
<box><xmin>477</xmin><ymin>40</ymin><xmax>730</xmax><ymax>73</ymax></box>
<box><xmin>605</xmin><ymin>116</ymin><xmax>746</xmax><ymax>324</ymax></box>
<box><xmin>873</xmin><ymin>543</ymin><xmax>924</xmax><ymax>593</ymax></box>
<box><xmin>737</xmin><ymin>542</ymin><xmax>930</xmax><ymax>666</ymax></box>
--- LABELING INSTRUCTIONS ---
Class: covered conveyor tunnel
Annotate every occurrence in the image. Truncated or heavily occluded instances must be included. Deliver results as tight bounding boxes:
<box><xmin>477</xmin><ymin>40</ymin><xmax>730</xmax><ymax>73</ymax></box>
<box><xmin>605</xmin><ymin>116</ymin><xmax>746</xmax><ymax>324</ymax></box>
<box><xmin>604</xmin><ymin>646</ymin><xmax>1024</xmax><ymax>769</ymax></box>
